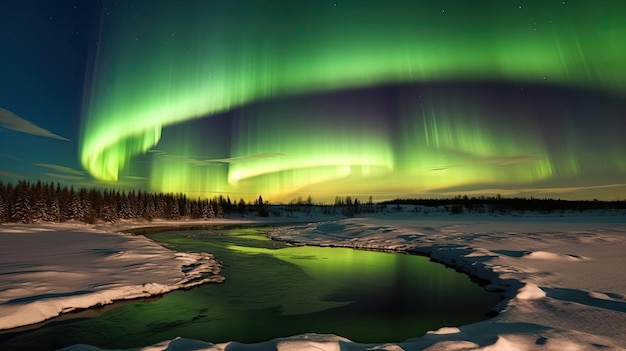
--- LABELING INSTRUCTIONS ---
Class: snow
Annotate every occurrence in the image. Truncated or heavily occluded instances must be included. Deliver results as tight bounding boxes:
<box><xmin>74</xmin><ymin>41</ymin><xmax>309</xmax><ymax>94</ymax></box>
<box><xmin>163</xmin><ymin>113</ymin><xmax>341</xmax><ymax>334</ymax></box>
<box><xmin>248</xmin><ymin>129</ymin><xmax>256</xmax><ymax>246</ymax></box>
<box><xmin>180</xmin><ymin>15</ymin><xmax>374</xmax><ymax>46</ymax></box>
<box><xmin>0</xmin><ymin>222</ymin><xmax>223</xmax><ymax>330</ymax></box>
<box><xmin>2</xmin><ymin>210</ymin><xmax>626</xmax><ymax>350</ymax></box>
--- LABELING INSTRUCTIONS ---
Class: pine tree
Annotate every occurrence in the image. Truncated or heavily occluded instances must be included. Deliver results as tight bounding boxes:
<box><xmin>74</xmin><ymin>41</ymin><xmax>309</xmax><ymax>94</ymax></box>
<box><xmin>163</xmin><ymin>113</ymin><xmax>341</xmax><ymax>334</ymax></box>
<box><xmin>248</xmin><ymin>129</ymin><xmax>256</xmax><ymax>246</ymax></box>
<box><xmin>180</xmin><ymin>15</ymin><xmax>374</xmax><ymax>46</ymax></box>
<box><xmin>59</xmin><ymin>187</ymin><xmax>73</xmax><ymax>220</ymax></box>
<box><xmin>12</xmin><ymin>182</ymin><xmax>31</xmax><ymax>223</ymax></box>
<box><xmin>169</xmin><ymin>198</ymin><xmax>181</xmax><ymax>220</ymax></box>
<box><xmin>48</xmin><ymin>198</ymin><xmax>62</xmax><ymax>223</ymax></box>
<box><xmin>119</xmin><ymin>197</ymin><xmax>134</xmax><ymax>220</ymax></box>
<box><xmin>155</xmin><ymin>196</ymin><xmax>167</xmax><ymax>218</ymax></box>
<box><xmin>256</xmin><ymin>195</ymin><xmax>268</xmax><ymax>217</ymax></box>
<box><xmin>144</xmin><ymin>197</ymin><xmax>156</xmax><ymax>221</ymax></box>
<box><xmin>101</xmin><ymin>204</ymin><xmax>118</xmax><ymax>223</ymax></box>
<box><xmin>30</xmin><ymin>196</ymin><xmax>46</xmax><ymax>223</ymax></box>
<box><xmin>0</xmin><ymin>194</ymin><xmax>8</xmax><ymax>223</ymax></box>
<box><xmin>237</xmin><ymin>198</ymin><xmax>246</xmax><ymax>215</ymax></box>
<box><xmin>191</xmin><ymin>202</ymin><xmax>201</xmax><ymax>219</ymax></box>
<box><xmin>184</xmin><ymin>198</ymin><xmax>192</xmax><ymax>218</ymax></box>
<box><xmin>200</xmin><ymin>200</ymin><xmax>210</xmax><ymax>219</ymax></box>
<box><xmin>82</xmin><ymin>197</ymin><xmax>96</xmax><ymax>224</ymax></box>
<box><xmin>134</xmin><ymin>191</ymin><xmax>146</xmax><ymax>219</ymax></box>
<box><xmin>69</xmin><ymin>193</ymin><xmax>83</xmax><ymax>221</ymax></box>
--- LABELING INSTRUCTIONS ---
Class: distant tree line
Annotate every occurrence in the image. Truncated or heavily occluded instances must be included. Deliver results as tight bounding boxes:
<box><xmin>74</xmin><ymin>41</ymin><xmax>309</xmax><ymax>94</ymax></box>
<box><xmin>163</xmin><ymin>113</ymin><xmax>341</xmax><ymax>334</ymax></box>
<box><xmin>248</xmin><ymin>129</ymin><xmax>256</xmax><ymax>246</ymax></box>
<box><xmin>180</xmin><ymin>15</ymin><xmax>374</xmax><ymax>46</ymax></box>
<box><xmin>381</xmin><ymin>195</ymin><xmax>626</xmax><ymax>214</ymax></box>
<box><xmin>0</xmin><ymin>180</ymin><xmax>252</xmax><ymax>224</ymax></box>
<box><xmin>282</xmin><ymin>195</ymin><xmax>384</xmax><ymax>217</ymax></box>
<box><xmin>2</xmin><ymin>180</ymin><xmax>624</xmax><ymax>225</ymax></box>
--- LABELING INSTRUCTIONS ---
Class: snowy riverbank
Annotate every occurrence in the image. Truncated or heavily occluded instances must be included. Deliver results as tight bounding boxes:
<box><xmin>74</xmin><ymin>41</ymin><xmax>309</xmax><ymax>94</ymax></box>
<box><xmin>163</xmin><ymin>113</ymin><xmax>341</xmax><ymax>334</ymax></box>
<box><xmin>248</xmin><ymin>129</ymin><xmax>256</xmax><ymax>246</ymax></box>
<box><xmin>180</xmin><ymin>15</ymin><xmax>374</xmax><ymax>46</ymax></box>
<box><xmin>2</xmin><ymin>210</ymin><xmax>626</xmax><ymax>350</ymax></box>
<box><xmin>0</xmin><ymin>222</ymin><xmax>224</xmax><ymax>331</ymax></box>
<box><xmin>266</xmin><ymin>213</ymin><xmax>626</xmax><ymax>350</ymax></box>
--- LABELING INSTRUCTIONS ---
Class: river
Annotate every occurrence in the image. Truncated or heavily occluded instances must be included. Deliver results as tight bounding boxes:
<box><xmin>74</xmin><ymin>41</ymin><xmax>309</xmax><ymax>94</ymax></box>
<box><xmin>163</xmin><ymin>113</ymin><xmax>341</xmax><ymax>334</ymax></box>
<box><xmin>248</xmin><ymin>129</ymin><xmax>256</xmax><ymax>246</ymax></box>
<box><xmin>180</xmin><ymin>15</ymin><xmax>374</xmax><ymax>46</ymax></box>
<box><xmin>0</xmin><ymin>225</ymin><xmax>500</xmax><ymax>350</ymax></box>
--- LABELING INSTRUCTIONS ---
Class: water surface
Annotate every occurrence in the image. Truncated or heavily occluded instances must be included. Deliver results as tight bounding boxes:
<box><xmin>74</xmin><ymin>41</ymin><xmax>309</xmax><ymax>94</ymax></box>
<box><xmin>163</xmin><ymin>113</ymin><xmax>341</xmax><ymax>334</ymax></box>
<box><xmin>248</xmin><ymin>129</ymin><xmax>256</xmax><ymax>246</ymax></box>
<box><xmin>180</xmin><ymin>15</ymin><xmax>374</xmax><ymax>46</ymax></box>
<box><xmin>0</xmin><ymin>225</ymin><xmax>500</xmax><ymax>350</ymax></box>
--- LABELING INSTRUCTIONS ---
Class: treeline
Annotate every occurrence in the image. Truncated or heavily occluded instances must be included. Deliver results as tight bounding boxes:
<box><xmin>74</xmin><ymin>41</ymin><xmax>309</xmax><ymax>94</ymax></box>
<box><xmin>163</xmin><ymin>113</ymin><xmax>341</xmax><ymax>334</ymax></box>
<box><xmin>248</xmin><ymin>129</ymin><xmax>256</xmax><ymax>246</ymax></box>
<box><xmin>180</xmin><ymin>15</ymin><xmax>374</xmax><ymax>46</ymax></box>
<box><xmin>381</xmin><ymin>195</ymin><xmax>626</xmax><ymax>213</ymax></box>
<box><xmin>1</xmin><ymin>180</ymin><xmax>624</xmax><ymax>225</ymax></box>
<box><xmin>0</xmin><ymin>180</ymin><xmax>254</xmax><ymax>224</ymax></box>
<box><xmin>283</xmin><ymin>195</ymin><xmax>383</xmax><ymax>217</ymax></box>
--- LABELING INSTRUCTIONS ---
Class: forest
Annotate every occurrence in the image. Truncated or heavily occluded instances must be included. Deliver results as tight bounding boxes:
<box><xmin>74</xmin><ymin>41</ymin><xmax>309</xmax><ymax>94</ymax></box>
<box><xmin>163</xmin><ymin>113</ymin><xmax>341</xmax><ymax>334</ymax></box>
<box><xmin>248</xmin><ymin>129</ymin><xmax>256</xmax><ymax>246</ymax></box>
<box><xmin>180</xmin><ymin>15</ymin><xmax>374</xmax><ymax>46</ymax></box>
<box><xmin>0</xmin><ymin>180</ymin><xmax>624</xmax><ymax>225</ymax></box>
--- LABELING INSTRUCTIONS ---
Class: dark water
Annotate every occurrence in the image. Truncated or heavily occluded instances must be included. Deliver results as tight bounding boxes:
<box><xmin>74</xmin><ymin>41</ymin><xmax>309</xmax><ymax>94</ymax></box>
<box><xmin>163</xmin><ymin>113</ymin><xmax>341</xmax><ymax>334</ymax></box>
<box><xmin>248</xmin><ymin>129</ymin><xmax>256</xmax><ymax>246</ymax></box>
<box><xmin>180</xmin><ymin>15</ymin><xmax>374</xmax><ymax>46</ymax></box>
<box><xmin>0</xmin><ymin>226</ymin><xmax>500</xmax><ymax>350</ymax></box>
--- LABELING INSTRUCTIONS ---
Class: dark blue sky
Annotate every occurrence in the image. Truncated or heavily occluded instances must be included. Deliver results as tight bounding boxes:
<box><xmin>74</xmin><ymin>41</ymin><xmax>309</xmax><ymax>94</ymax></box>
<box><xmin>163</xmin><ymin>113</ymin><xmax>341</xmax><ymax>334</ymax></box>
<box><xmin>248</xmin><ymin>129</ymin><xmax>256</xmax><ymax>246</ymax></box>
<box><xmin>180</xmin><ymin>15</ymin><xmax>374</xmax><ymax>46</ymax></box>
<box><xmin>0</xmin><ymin>1</ymin><xmax>98</xmax><ymax>180</ymax></box>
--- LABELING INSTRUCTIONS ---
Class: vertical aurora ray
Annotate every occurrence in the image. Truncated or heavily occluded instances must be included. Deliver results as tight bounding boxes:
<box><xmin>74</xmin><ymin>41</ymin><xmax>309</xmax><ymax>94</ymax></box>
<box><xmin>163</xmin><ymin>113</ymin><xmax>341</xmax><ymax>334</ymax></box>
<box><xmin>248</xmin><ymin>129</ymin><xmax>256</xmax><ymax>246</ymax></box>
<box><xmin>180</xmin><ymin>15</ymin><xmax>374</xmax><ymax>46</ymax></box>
<box><xmin>396</xmin><ymin>86</ymin><xmax>557</xmax><ymax>187</ymax></box>
<box><xmin>226</xmin><ymin>92</ymin><xmax>394</xmax><ymax>196</ymax></box>
<box><xmin>80</xmin><ymin>1</ymin><xmax>626</xmax><ymax>200</ymax></box>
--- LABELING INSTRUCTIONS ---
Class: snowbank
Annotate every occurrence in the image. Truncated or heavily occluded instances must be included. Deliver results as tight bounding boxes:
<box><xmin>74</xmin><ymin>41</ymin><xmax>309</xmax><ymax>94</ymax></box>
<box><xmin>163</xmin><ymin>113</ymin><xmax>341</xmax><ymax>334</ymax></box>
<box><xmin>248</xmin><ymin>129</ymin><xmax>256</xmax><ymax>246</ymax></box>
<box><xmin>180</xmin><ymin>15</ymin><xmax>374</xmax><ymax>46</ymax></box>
<box><xmin>0</xmin><ymin>222</ymin><xmax>224</xmax><ymax>330</ymax></box>
<box><xmin>264</xmin><ymin>214</ymin><xmax>626</xmax><ymax>350</ymax></box>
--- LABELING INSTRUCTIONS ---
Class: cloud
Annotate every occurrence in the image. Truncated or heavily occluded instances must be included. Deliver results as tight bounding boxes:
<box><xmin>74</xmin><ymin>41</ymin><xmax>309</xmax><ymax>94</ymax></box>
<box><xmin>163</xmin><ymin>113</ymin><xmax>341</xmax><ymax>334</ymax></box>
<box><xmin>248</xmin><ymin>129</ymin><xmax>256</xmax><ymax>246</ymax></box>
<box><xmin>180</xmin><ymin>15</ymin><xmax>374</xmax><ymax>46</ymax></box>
<box><xmin>479</xmin><ymin>154</ymin><xmax>540</xmax><ymax>166</ymax></box>
<box><xmin>212</xmin><ymin>152</ymin><xmax>286</xmax><ymax>163</ymax></box>
<box><xmin>44</xmin><ymin>172</ymin><xmax>147</xmax><ymax>188</ymax></box>
<box><xmin>35</xmin><ymin>163</ymin><xmax>85</xmax><ymax>176</ymax></box>
<box><xmin>430</xmin><ymin>154</ymin><xmax>540</xmax><ymax>171</ymax></box>
<box><xmin>149</xmin><ymin>149</ymin><xmax>285</xmax><ymax>166</ymax></box>
<box><xmin>0</xmin><ymin>169</ymin><xmax>25</xmax><ymax>179</ymax></box>
<box><xmin>43</xmin><ymin>173</ymin><xmax>85</xmax><ymax>181</ymax></box>
<box><xmin>0</xmin><ymin>107</ymin><xmax>70</xmax><ymax>141</ymax></box>
<box><xmin>0</xmin><ymin>153</ymin><xmax>22</xmax><ymax>161</ymax></box>
<box><xmin>124</xmin><ymin>175</ymin><xmax>148</xmax><ymax>180</ymax></box>
<box><xmin>37</xmin><ymin>163</ymin><xmax>147</xmax><ymax>188</ymax></box>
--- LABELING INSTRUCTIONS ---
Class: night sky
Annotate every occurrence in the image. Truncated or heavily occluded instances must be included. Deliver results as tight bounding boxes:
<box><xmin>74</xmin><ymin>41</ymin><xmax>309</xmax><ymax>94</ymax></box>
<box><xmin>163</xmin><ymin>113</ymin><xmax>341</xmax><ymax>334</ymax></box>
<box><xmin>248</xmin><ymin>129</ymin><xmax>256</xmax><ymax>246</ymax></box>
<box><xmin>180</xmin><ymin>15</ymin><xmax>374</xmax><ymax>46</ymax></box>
<box><xmin>1</xmin><ymin>1</ymin><xmax>625</xmax><ymax>202</ymax></box>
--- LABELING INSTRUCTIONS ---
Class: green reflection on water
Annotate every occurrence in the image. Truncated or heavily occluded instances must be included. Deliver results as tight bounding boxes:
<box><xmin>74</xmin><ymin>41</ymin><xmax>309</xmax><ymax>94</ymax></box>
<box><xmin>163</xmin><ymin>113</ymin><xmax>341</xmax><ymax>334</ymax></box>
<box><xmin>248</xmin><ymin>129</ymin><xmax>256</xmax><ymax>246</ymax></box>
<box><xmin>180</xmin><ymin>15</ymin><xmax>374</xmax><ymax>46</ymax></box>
<box><xmin>0</xmin><ymin>226</ymin><xmax>499</xmax><ymax>350</ymax></box>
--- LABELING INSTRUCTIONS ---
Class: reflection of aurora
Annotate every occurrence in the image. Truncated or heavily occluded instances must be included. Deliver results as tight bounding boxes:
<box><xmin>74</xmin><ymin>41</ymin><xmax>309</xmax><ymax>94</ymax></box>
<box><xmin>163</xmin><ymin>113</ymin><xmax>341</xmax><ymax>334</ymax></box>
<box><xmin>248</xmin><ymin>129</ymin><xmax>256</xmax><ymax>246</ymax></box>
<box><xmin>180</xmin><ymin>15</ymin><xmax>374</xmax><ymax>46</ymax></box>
<box><xmin>80</xmin><ymin>1</ymin><xmax>626</xmax><ymax>201</ymax></box>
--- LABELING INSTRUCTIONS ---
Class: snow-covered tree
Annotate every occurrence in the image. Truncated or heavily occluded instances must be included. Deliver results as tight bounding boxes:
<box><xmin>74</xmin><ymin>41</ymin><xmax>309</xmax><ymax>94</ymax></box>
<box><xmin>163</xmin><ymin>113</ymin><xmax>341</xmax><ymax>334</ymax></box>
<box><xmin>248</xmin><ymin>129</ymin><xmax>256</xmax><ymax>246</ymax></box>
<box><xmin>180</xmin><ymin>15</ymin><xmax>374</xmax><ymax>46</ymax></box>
<box><xmin>0</xmin><ymin>194</ymin><xmax>8</xmax><ymax>223</ymax></box>
<box><xmin>30</xmin><ymin>196</ymin><xmax>46</xmax><ymax>223</ymax></box>
<box><xmin>101</xmin><ymin>204</ymin><xmax>118</xmax><ymax>223</ymax></box>
<box><xmin>12</xmin><ymin>182</ymin><xmax>31</xmax><ymax>223</ymax></box>
<box><xmin>216</xmin><ymin>204</ymin><xmax>224</xmax><ymax>218</ymax></box>
<box><xmin>47</xmin><ymin>198</ymin><xmax>62</xmax><ymax>223</ymax></box>
<box><xmin>169</xmin><ymin>200</ymin><xmax>181</xmax><ymax>220</ymax></box>
<box><xmin>69</xmin><ymin>193</ymin><xmax>84</xmax><ymax>221</ymax></box>
<box><xmin>184</xmin><ymin>198</ymin><xmax>192</xmax><ymax>218</ymax></box>
<box><xmin>191</xmin><ymin>202</ymin><xmax>201</xmax><ymax>219</ymax></box>
<box><xmin>144</xmin><ymin>198</ymin><xmax>156</xmax><ymax>221</ymax></box>
<box><xmin>119</xmin><ymin>197</ymin><xmax>134</xmax><ymax>220</ymax></box>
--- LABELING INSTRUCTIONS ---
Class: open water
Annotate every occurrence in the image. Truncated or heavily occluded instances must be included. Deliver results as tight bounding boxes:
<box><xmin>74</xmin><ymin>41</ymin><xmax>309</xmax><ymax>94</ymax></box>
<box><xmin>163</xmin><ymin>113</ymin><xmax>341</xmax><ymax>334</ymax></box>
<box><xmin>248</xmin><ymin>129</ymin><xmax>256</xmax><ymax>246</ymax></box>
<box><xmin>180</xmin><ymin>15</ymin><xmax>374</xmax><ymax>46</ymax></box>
<box><xmin>0</xmin><ymin>225</ymin><xmax>500</xmax><ymax>350</ymax></box>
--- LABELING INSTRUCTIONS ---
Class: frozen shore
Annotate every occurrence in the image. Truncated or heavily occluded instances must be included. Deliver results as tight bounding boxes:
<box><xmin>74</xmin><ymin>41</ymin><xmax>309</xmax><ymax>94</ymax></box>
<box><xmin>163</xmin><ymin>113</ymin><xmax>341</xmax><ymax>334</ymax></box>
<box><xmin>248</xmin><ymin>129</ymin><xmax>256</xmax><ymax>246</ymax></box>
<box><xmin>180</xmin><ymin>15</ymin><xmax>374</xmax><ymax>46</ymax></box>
<box><xmin>265</xmin><ymin>213</ymin><xmax>626</xmax><ymax>350</ymax></box>
<box><xmin>2</xmin><ymin>211</ymin><xmax>626</xmax><ymax>350</ymax></box>
<box><xmin>0</xmin><ymin>222</ymin><xmax>225</xmax><ymax>331</ymax></box>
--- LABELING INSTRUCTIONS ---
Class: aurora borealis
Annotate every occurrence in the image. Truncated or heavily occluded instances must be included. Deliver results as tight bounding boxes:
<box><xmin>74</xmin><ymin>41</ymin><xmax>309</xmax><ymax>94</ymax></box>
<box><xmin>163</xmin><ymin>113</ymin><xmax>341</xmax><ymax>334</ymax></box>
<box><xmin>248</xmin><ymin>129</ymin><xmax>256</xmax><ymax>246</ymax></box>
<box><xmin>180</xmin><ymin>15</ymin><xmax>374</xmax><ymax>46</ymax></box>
<box><xmin>2</xmin><ymin>1</ymin><xmax>626</xmax><ymax>201</ymax></box>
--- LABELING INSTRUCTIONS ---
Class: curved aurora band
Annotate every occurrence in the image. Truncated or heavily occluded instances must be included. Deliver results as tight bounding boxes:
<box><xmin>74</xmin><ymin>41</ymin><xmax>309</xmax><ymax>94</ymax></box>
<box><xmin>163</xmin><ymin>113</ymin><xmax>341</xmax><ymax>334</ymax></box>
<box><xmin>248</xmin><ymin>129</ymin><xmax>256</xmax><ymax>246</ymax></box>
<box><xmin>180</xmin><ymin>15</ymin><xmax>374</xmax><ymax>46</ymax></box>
<box><xmin>80</xmin><ymin>1</ymin><xmax>626</xmax><ymax>201</ymax></box>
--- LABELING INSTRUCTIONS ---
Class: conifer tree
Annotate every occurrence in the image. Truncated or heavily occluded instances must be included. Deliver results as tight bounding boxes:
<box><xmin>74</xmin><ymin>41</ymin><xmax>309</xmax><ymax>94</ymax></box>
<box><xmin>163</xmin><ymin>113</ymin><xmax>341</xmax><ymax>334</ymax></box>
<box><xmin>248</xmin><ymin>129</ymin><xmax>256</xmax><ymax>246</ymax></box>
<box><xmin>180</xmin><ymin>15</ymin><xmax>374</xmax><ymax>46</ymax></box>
<box><xmin>216</xmin><ymin>204</ymin><xmax>223</xmax><ymax>219</ymax></box>
<box><xmin>101</xmin><ymin>204</ymin><xmax>118</xmax><ymax>223</ymax></box>
<box><xmin>191</xmin><ymin>201</ymin><xmax>201</xmax><ymax>219</ymax></box>
<box><xmin>69</xmin><ymin>192</ymin><xmax>83</xmax><ymax>221</ymax></box>
<box><xmin>237</xmin><ymin>198</ymin><xmax>246</xmax><ymax>215</ymax></box>
<box><xmin>48</xmin><ymin>198</ymin><xmax>62</xmax><ymax>223</ymax></box>
<box><xmin>169</xmin><ymin>199</ymin><xmax>181</xmax><ymax>220</ymax></box>
<box><xmin>12</xmin><ymin>181</ymin><xmax>31</xmax><ymax>223</ymax></box>
<box><xmin>119</xmin><ymin>196</ymin><xmax>134</xmax><ymax>220</ymax></box>
<box><xmin>144</xmin><ymin>197</ymin><xmax>156</xmax><ymax>221</ymax></box>
<box><xmin>0</xmin><ymin>194</ymin><xmax>8</xmax><ymax>223</ymax></box>
<box><xmin>30</xmin><ymin>196</ymin><xmax>46</xmax><ymax>223</ymax></box>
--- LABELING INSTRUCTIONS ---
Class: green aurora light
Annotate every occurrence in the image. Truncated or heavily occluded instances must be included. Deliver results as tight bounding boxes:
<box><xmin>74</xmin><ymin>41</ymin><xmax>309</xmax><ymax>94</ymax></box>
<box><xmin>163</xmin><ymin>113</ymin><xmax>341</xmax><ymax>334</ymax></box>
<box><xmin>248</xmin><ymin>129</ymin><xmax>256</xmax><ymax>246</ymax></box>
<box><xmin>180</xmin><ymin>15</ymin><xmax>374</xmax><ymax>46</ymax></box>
<box><xmin>80</xmin><ymin>1</ymin><xmax>626</xmax><ymax>201</ymax></box>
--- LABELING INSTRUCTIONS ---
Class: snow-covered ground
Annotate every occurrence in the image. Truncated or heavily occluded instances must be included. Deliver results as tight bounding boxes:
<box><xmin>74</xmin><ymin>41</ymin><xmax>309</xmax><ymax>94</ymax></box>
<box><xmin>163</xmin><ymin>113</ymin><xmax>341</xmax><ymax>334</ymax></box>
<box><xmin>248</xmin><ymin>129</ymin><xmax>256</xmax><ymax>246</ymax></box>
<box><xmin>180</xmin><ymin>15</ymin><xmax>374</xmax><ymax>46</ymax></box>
<box><xmin>2</xmin><ymin>210</ymin><xmax>626</xmax><ymax>350</ymax></box>
<box><xmin>0</xmin><ymin>222</ymin><xmax>224</xmax><ymax>331</ymax></box>
<box><xmin>266</xmin><ymin>212</ymin><xmax>626</xmax><ymax>351</ymax></box>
